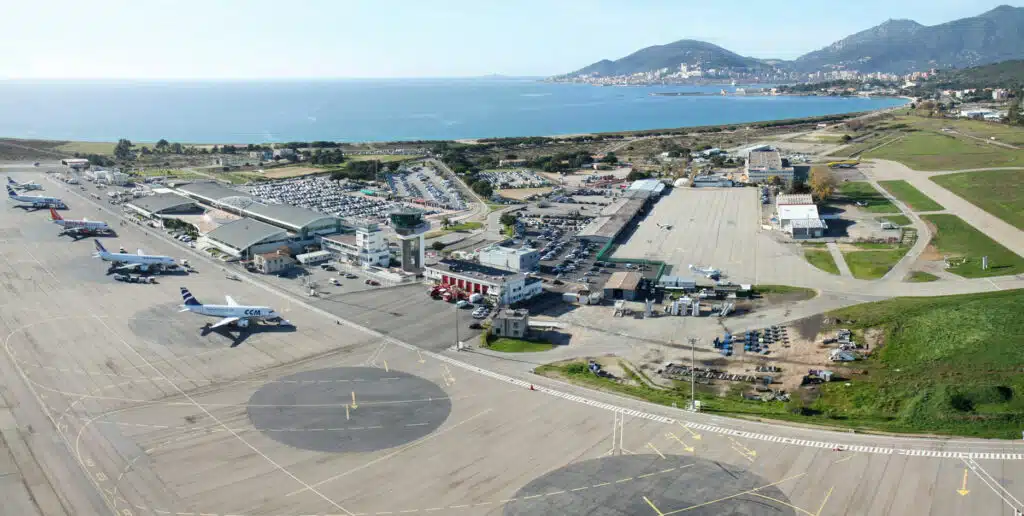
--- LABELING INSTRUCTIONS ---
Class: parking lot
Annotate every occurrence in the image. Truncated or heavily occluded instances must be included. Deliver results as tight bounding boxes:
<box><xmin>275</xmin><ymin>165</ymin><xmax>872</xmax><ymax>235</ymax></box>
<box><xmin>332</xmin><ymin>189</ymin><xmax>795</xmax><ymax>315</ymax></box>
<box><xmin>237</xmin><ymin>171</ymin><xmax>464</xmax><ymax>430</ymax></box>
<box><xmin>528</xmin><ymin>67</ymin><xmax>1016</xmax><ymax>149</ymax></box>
<box><xmin>387</xmin><ymin>163</ymin><xmax>467</xmax><ymax>210</ymax></box>
<box><xmin>247</xmin><ymin>176</ymin><xmax>438</xmax><ymax>223</ymax></box>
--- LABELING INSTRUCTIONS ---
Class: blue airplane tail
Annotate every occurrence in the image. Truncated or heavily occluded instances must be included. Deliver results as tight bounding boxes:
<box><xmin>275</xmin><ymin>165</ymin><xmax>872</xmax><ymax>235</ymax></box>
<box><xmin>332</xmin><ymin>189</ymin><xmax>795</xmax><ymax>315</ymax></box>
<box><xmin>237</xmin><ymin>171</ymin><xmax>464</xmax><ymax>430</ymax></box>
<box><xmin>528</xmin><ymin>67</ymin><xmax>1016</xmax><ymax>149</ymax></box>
<box><xmin>6</xmin><ymin>185</ymin><xmax>17</xmax><ymax>196</ymax></box>
<box><xmin>94</xmin><ymin>239</ymin><xmax>107</xmax><ymax>253</ymax></box>
<box><xmin>180</xmin><ymin>287</ymin><xmax>202</xmax><ymax>306</ymax></box>
<box><xmin>7</xmin><ymin>178</ymin><xmax>15</xmax><ymax>185</ymax></box>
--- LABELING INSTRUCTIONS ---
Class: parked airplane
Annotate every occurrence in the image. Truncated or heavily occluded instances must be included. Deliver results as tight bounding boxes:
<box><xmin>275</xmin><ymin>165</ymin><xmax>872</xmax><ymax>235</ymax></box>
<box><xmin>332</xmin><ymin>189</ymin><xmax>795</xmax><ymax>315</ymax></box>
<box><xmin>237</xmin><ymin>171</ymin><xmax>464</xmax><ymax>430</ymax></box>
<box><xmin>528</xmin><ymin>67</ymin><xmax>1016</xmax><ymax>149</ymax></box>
<box><xmin>656</xmin><ymin>223</ymin><xmax>674</xmax><ymax>230</ymax></box>
<box><xmin>179</xmin><ymin>287</ymin><xmax>290</xmax><ymax>329</ymax></box>
<box><xmin>7</xmin><ymin>185</ymin><xmax>66</xmax><ymax>209</ymax></box>
<box><xmin>689</xmin><ymin>263</ymin><xmax>721</xmax><ymax>279</ymax></box>
<box><xmin>7</xmin><ymin>177</ymin><xmax>42</xmax><ymax>191</ymax></box>
<box><xmin>60</xmin><ymin>226</ymin><xmax>112</xmax><ymax>239</ymax></box>
<box><xmin>93</xmin><ymin>240</ymin><xmax>177</xmax><ymax>272</ymax></box>
<box><xmin>51</xmin><ymin>208</ymin><xmax>109</xmax><ymax>231</ymax></box>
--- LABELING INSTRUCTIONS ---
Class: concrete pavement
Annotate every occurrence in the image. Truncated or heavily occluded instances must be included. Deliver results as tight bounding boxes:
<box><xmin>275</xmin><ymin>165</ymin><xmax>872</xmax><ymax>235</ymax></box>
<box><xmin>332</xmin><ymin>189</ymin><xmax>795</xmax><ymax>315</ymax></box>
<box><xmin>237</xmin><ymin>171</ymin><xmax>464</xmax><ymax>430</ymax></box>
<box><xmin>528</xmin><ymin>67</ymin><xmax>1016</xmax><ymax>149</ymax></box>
<box><xmin>826</xmin><ymin>242</ymin><xmax>852</xmax><ymax>277</ymax></box>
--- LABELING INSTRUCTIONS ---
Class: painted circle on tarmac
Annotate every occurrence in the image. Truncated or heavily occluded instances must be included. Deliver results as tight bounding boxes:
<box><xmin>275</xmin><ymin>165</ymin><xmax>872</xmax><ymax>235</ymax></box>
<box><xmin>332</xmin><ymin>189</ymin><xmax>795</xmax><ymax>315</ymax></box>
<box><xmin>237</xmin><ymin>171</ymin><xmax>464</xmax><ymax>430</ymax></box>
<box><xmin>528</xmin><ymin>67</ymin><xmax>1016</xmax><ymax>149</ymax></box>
<box><xmin>503</xmin><ymin>454</ymin><xmax>796</xmax><ymax>516</ymax></box>
<box><xmin>247</xmin><ymin>366</ymin><xmax>451</xmax><ymax>453</ymax></box>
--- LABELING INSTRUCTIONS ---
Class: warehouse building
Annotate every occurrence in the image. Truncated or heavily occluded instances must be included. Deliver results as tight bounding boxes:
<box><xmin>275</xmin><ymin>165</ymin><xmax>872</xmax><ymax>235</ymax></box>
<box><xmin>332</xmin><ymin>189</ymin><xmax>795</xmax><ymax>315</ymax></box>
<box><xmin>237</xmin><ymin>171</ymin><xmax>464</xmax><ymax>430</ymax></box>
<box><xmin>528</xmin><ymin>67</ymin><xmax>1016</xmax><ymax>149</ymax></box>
<box><xmin>478</xmin><ymin>245</ymin><xmax>540</xmax><ymax>272</ymax></box>
<box><xmin>746</xmin><ymin>149</ymin><xmax>794</xmax><ymax>184</ymax></box>
<box><xmin>424</xmin><ymin>259</ymin><xmax>543</xmax><ymax>305</ymax></box>
<box><xmin>575</xmin><ymin>198</ymin><xmax>647</xmax><ymax>244</ymax></box>
<box><xmin>776</xmin><ymin>195</ymin><xmax>826</xmax><ymax>239</ymax></box>
<box><xmin>199</xmin><ymin>218</ymin><xmax>292</xmax><ymax>259</ymax></box>
<box><xmin>623</xmin><ymin>179</ymin><xmax>666</xmax><ymax>199</ymax></box>
<box><xmin>124</xmin><ymin>193</ymin><xmax>201</xmax><ymax>218</ymax></box>
<box><xmin>603</xmin><ymin>271</ymin><xmax>642</xmax><ymax>301</ymax></box>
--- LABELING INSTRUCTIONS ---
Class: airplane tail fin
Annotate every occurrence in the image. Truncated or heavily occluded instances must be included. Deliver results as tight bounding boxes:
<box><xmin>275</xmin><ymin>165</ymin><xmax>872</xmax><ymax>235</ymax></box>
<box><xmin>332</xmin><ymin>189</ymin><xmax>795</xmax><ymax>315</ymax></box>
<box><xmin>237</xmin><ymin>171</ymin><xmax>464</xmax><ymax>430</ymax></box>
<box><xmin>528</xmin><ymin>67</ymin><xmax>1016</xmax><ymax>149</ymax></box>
<box><xmin>6</xmin><ymin>177</ymin><xmax>14</xmax><ymax>185</ymax></box>
<box><xmin>94</xmin><ymin>239</ymin><xmax>107</xmax><ymax>254</ymax></box>
<box><xmin>6</xmin><ymin>185</ymin><xmax>16</xmax><ymax>197</ymax></box>
<box><xmin>49</xmin><ymin>207</ymin><xmax>63</xmax><ymax>221</ymax></box>
<box><xmin>180</xmin><ymin>287</ymin><xmax>202</xmax><ymax>306</ymax></box>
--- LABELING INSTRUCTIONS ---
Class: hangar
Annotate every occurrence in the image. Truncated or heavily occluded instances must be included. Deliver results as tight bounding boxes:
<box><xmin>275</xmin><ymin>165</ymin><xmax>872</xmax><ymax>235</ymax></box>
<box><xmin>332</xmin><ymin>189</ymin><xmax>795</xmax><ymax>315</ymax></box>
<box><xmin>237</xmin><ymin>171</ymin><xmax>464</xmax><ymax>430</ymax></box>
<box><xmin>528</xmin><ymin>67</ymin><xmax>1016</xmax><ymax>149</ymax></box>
<box><xmin>200</xmin><ymin>218</ymin><xmax>291</xmax><ymax>259</ymax></box>
<box><xmin>124</xmin><ymin>193</ymin><xmax>201</xmax><ymax>218</ymax></box>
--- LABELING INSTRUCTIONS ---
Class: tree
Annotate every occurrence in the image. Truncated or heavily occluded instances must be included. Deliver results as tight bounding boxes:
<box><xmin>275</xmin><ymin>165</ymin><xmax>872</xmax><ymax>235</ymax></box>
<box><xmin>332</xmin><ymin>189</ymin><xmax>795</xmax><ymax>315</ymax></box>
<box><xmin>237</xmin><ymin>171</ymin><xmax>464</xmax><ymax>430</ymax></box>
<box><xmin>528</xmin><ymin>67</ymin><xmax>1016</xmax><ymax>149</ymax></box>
<box><xmin>600</xmin><ymin>152</ymin><xmax>618</xmax><ymax>165</ymax></box>
<box><xmin>809</xmin><ymin>167</ymin><xmax>838</xmax><ymax>201</ymax></box>
<box><xmin>431</xmin><ymin>241</ymin><xmax>446</xmax><ymax>251</ymax></box>
<box><xmin>441</xmin><ymin>216</ymin><xmax>451</xmax><ymax>229</ymax></box>
<box><xmin>170</xmin><ymin>142</ymin><xmax>183</xmax><ymax>154</ymax></box>
<box><xmin>470</xmin><ymin>180</ymin><xmax>493</xmax><ymax>198</ymax></box>
<box><xmin>499</xmin><ymin>212</ymin><xmax>518</xmax><ymax>227</ymax></box>
<box><xmin>155</xmin><ymin>139</ymin><xmax>170</xmax><ymax>152</ymax></box>
<box><xmin>840</xmin><ymin>134</ymin><xmax>852</xmax><ymax>143</ymax></box>
<box><xmin>1008</xmin><ymin>92</ymin><xmax>1022</xmax><ymax>126</ymax></box>
<box><xmin>626</xmin><ymin>169</ymin><xmax>651</xmax><ymax>181</ymax></box>
<box><xmin>113</xmin><ymin>139</ymin><xmax>133</xmax><ymax>160</ymax></box>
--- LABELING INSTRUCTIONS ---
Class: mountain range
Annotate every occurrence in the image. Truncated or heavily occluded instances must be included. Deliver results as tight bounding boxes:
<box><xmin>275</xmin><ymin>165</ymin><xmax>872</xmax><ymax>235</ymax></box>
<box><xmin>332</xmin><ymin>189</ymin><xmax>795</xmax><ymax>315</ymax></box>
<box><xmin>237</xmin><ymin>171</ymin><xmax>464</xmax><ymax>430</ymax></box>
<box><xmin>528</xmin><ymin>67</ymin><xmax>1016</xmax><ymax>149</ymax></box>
<box><xmin>560</xmin><ymin>5</ymin><xmax>1024</xmax><ymax>77</ymax></box>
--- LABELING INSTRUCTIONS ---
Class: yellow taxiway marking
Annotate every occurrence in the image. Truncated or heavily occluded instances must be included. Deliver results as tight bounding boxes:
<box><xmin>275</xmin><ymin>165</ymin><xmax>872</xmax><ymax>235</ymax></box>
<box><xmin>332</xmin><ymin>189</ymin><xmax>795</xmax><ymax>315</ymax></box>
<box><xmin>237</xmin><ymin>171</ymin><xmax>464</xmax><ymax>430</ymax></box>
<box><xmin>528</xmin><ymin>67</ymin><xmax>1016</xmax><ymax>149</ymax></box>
<box><xmin>731</xmin><ymin>445</ymin><xmax>756</xmax><ymax>463</ymax></box>
<box><xmin>816</xmin><ymin>486</ymin><xmax>835</xmax><ymax>515</ymax></box>
<box><xmin>383</xmin><ymin>360</ymin><xmax>389</xmax><ymax>372</ymax></box>
<box><xmin>676</xmin><ymin>422</ymin><xmax>702</xmax><ymax>440</ymax></box>
<box><xmin>417</xmin><ymin>350</ymin><xmax>425</xmax><ymax>363</ymax></box>
<box><xmin>664</xmin><ymin>432</ymin><xmax>695</xmax><ymax>453</ymax></box>
<box><xmin>831</xmin><ymin>455</ymin><xmax>853</xmax><ymax>465</ymax></box>
<box><xmin>643</xmin><ymin>496</ymin><xmax>666</xmax><ymax>516</ymax></box>
<box><xmin>351</xmin><ymin>391</ymin><xmax>358</xmax><ymax>409</ymax></box>
<box><xmin>661</xmin><ymin>472</ymin><xmax>806</xmax><ymax>515</ymax></box>
<box><xmin>345</xmin><ymin>405</ymin><xmax>350</xmax><ymax>420</ymax></box>
<box><xmin>749</xmin><ymin>493</ymin><xmax>816</xmax><ymax>516</ymax></box>
<box><xmin>957</xmin><ymin>468</ymin><xmax>970</xmax><ymax>496</ymax></box>
<box><xmin>729</xmin><ymin>438</ymin><xmax>761</xmax><ymax>456</ymax></box>
<box><xmin>647</xmin><ymin>442</ymin><xmax>666</xmax><ymax>459</ymax></box>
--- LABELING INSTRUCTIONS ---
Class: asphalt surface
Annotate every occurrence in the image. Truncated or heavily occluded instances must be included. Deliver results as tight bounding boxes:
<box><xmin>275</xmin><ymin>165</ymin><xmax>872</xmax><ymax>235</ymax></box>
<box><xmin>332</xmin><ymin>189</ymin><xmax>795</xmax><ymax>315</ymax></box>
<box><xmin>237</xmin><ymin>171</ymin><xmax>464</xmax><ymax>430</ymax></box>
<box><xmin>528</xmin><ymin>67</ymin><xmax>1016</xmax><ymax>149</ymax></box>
<box><xmin>0</xmin><ymin>164</ymin><xmax>1022</xmax><ymax>516</ymax></box>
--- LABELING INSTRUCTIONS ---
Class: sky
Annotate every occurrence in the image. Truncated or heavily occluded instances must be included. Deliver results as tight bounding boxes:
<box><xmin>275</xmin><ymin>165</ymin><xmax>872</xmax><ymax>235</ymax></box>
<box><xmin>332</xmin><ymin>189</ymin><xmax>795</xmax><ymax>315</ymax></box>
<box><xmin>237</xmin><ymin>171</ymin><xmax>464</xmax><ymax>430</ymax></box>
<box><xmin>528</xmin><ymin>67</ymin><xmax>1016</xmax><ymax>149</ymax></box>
<box><xmin>2</xmin><ymin>0</ymin><xmax>1021</xmax><ymax>79</ymax></box>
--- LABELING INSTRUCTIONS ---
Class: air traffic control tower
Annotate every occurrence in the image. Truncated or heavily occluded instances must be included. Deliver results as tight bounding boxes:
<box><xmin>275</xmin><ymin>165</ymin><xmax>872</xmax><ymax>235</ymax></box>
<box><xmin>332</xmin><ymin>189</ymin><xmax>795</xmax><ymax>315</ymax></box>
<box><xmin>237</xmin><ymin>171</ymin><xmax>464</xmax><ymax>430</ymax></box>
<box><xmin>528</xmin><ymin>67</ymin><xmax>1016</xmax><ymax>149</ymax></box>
<box><xmin>390</xmin><ymin>208</ymin><xmax>429</xmax><ymax>273</ymax></box>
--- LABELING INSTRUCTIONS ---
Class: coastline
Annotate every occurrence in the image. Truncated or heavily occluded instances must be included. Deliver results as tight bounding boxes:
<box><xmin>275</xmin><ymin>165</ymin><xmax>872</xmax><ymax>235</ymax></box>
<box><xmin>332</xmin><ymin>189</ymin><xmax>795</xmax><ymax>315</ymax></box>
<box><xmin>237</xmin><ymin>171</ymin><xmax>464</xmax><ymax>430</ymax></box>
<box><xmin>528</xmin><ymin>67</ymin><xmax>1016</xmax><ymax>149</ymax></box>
<box><xmin>1</xmin><ymin>102</ymin><xmax>909</xmax><ymax>150</ymax></box>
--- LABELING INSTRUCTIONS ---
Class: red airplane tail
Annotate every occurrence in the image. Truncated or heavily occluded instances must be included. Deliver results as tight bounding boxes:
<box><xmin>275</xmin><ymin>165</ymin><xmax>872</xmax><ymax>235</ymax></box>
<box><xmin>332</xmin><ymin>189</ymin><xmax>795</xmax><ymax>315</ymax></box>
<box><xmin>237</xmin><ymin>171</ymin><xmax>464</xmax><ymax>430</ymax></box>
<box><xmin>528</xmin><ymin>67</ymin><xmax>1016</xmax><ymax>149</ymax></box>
<box><xmin>49</xmin><ymin>207</ymin><xmax>63</xmax><ymax>220</ymax></box>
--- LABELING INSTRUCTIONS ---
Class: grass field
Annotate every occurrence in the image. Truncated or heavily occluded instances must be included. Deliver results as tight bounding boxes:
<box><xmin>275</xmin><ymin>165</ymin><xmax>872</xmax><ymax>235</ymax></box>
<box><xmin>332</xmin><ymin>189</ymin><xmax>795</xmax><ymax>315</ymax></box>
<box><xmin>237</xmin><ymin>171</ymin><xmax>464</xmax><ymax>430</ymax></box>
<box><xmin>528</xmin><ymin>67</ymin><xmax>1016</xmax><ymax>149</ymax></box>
<box><xmin>346</xmin><ymin>154</ymin><xmax>421</xmax><ymax>163</ymax></box>
<box><xmin>539</xmin><ymin>289</ymin><xmax>1024</xmax><ymax>438</ymax></box>
<box><xmin>931</xmin><ymin>169</ymin><xmax>1024</xmax><ymax>231</ymax></box>
<box><xmin>837</xmin><ymin>182</ymin><xmax>900</xmax><ymax>214</ymax></box>
<box><xmin>900</xmin><ymin>116</ymin><xmax>1024</xmax><ymax>147</ymax></box>
<box><xmin>905</xmin><ymin>271</ymin><xmax>939</xmax><ymax>282</ymax></box>
<box><xmin>842</xmin><ymin>246</ymin><xmax>911</xmax><ymax>279</ymax></box>
<box><xmin>922</xmin><ymin>214</ymin><xmax>1024</xmax><ymax>278</ymax></box>
<box><xmin>804</xmin><ymin>249</ymin><xmax>840</xmax><ymax>275</ymax></box>
<box><xmin>261</xmin><ymin>166</ymin><xmax>329</xmax><ymax>179</ymax></box>
<box><xmin>54</xmin><ymin>141</ymin><xmax>116</xmax><ymax>155</ymax></box>
<box><xmin>878</xmin><ymin>214</ymin><xmax>911</xmax><ymax>226</ymax></box>
<box><xmin>863</xmin><ymin>131</ymin><xmax>1023</xmax><ymax>171</ymax></box>
<box><xmin>877</xmin><ymin>180</ymin><xmax>944</xmax><ymax>212</ymax></box>
<box><xmin>486</xmin><ymin>337</ymin><xmax>554</xmax><ymax>353</ymax></box>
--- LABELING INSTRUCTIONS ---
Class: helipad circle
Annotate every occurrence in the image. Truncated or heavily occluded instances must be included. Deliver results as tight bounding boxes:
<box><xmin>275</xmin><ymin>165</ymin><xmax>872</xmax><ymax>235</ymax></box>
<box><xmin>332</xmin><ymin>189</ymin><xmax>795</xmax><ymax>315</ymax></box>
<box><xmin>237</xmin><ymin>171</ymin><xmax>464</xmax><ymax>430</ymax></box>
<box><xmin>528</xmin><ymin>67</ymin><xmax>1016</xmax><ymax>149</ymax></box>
<box><xmin>247</xmin><ymin>366</ymin><xmax>451</xmax><ymax>453</ymax></box>
<box><xmin>503</xmin><ymin>454</ymin><xmax>796</xmax><ymax>516</ymax></box>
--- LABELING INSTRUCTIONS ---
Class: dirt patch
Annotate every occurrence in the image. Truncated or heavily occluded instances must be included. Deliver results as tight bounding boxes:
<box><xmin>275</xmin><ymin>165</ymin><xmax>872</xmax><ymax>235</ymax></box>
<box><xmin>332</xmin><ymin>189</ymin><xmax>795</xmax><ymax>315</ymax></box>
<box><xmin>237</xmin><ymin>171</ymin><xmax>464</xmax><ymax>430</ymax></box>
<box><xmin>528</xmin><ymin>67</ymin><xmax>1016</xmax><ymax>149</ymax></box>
<box><xmin>862</xmin><ymin>327</ymin><xmax>886</xmax><ymax>352</ymax></box>
<box><xmin>920</xmin><ymin>243</ymin><xmax>943</xmax><ymax>261</ymax></box>
<box><xmin>790</xmin><ymin>314</ymin><xmax>825</xmax><ymax>341</ymax></box>
<box><xmin>496</xmin><ymin>187</ymin><xmax>554</xmax><ymax>200</ymax></box>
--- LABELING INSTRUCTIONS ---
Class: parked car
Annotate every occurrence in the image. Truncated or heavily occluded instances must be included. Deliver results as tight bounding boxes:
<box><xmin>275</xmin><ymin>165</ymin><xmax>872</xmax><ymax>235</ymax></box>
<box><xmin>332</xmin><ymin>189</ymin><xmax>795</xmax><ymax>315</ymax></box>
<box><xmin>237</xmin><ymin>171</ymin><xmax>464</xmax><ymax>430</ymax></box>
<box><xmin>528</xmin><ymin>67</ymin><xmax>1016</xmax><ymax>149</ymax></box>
<box><xmin>345</xmin><ymin>273</ymin><xmax>358</xmax><ymax>279</ymax></box>
<box><xmin>456</xmin><ymin>300</ymin><xmax>469</xmax><ymax>308</ymax></box>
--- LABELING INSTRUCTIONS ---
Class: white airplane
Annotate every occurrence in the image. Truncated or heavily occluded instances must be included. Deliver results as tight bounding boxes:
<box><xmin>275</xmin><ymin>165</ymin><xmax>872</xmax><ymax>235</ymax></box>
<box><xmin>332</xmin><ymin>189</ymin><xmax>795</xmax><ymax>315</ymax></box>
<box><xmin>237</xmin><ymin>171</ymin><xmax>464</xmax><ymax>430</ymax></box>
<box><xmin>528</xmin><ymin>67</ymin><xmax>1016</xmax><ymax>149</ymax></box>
<box><xmin>51</xmin><ymin>207</ymin><xmax>109</xmax><ymax>231</ymax></box>
<box><xmin>7</xmin><ymin>177</ymin><xmax>42</xmax><ymax>191</ymax></box>
<box><xmin>93</xmin><ymin>240</ymin><xmax>177</xmax><ymax>272</ymax></box>
<box><xmin>7</xmin><ymin>185</ymin><xmax>65</xmax><ymax>209</ymax></box>
<box><xmin>179</xmin><ymin>287</ymin><xmax>290</xmax><ymax>329</ymax></box>
<box><xmin>689</xmin><ymin>264</ymin><xmax>721</xmax><ymax>279</ymax></box>
<box><xmin>656</xmin><ymin>223</ymin><xmax>673</xmax><ymax>230</ymax></box>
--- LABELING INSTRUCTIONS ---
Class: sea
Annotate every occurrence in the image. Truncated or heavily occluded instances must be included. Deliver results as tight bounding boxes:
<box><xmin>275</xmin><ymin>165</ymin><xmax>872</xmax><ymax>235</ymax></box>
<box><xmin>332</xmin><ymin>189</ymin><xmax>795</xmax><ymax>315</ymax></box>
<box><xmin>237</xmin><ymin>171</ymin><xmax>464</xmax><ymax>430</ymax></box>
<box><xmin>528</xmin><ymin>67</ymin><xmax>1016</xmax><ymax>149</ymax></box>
<box><xmin>0</xmin><ymin>78</ymin><xmax>907</xmax><ymax>143</ymax></box>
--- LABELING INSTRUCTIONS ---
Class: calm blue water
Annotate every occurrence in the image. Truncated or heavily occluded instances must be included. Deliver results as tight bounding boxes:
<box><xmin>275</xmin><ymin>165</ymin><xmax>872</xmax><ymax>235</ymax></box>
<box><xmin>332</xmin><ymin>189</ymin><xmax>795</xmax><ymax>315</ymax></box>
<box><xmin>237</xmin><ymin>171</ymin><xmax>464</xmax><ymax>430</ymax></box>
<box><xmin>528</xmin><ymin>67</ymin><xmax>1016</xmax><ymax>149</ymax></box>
<box><xmin>0</xmin><ymin>78</ymin><xmax>906</xmax><ymax>143</ymax></box>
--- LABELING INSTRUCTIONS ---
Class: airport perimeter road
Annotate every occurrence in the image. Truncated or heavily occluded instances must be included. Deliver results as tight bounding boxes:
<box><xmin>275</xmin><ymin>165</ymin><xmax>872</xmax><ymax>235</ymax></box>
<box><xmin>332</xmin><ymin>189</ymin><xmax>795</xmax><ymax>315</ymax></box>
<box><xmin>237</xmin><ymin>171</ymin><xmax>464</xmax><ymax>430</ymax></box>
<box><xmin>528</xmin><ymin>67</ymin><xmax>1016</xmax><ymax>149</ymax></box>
<box><xmin>866</xmin><ymin>159</ymin><xmax>1024</xmax><ymax>260</ymax></box>
<box><xmin>0</xmin><ymin>169</ymin><xmax>1021</xmax><ymax>515</ymax></box>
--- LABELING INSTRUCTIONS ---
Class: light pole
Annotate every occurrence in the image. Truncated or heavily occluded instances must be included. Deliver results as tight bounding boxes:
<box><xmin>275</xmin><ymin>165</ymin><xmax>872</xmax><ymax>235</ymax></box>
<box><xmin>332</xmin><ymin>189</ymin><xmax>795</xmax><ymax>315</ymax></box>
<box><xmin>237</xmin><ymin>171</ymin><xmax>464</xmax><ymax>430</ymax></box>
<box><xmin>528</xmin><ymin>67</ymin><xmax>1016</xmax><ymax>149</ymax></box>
<box><xmin>689</xmin><ymin>337</ymin><xmax>698</xmax><ymax>411</ymax></box>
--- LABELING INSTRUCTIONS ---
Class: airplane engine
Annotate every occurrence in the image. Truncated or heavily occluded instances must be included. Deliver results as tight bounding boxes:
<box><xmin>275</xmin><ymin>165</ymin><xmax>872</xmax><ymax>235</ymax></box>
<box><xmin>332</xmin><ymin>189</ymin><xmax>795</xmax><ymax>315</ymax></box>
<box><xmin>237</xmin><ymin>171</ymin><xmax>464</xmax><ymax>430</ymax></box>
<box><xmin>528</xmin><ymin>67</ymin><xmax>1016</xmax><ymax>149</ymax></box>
<box><xmin>237</xmin><ymin>319</ymin><xmax>250</xmax><ymax>328</ymax></box>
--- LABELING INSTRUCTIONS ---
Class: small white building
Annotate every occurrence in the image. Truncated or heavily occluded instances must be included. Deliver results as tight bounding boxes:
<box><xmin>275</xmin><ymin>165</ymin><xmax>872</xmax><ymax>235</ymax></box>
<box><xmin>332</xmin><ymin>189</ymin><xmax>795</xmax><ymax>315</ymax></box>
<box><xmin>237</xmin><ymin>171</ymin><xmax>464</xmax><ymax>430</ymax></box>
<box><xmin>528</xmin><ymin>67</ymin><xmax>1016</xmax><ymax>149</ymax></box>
<box><xmin>296</xmin><ymin>250</ymin><xmax>332</xmax><ymax>265</ymax></box>
<box><xmin>478</xmin><ymin>245</ymin><xmax>540</xmax><ymax>272</ymax></box>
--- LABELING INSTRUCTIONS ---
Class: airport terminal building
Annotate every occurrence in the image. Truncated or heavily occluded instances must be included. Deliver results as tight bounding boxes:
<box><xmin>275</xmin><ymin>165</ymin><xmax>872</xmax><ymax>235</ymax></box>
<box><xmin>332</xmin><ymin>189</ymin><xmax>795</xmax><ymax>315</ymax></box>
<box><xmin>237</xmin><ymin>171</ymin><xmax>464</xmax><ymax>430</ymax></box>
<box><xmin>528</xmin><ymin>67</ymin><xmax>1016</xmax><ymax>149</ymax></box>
<box><xmin>176</xmin><ymin>182</ymin><xmax>342</xmax><ymax>238</ymax></box>
<box><xmin>424</xmin><ymin>259</ymin><xmax>543</xmax><ymax>305</ymax></box>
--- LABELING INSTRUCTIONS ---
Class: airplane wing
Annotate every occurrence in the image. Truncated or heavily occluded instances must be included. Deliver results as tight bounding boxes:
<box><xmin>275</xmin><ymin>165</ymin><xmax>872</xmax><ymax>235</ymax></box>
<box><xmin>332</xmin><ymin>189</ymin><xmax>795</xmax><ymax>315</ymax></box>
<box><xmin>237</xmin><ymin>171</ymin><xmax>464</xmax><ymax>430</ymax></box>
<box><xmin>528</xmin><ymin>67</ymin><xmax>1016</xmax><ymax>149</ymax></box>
<box><xmin>210</xmin><ymin>316</ymin><xmax>240</xmax><ymax>329</ymax></box>
<box><xmin>117</xmin><ymin>263</ymin><xmax>142</xmax><ymax>271</ymax></box>
<box><xmin>225</xmin><ymin>295</ymin><xmax>239</xmax><ymax>306</ymax></box>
